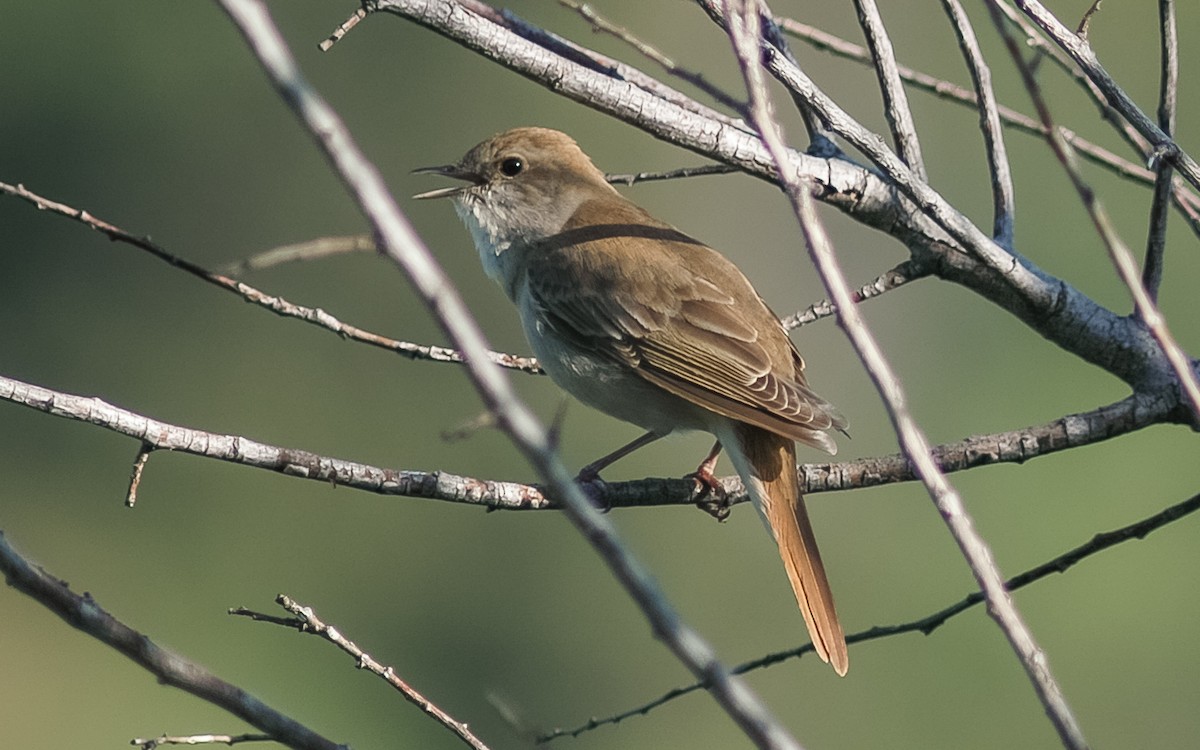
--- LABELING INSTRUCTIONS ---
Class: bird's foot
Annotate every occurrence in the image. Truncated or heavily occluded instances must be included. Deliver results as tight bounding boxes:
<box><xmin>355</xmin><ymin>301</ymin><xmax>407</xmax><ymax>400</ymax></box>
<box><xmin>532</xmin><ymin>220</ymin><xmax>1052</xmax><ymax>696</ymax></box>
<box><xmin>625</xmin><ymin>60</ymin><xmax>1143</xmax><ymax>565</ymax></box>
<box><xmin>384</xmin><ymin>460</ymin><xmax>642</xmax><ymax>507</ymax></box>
<box><xmin>574</xmin><ymin>468</ymin><xmax>611</xmax><ymax>513</ymax></box>
<box><xmin>686</xmin><ymin>464</ymin><xmax>730</xmax><ymax>522</ymax></box>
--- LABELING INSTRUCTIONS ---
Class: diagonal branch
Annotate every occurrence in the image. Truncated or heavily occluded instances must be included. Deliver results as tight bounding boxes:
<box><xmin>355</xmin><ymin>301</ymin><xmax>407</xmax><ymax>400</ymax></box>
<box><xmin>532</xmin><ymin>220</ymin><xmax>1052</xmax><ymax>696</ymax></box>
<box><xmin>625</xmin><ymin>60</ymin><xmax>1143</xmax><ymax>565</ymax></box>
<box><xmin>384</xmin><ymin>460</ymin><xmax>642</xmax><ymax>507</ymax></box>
<box><xmin>775</xmin><ymin>16</ymin><xmax>1200</xmax><ymax>239</ymax></box>
<box><xmin>1010</xmin><ymin>0</ymin><xmax>1200</xmax><ymax>193</ymax></box>
<box><xmin>724</xmin><ymin>2</ymin><xmax>1086</xmax><ymax>746</ymax></box>
<box><xmin>851</xmin><ymin>0</ymin><xmax>927</xmax><ymax>180</ymax></box>
<box><xmin>234</xmin><ymin>596</ymin><xmax>493</xmax><ymax>750</ymax></box>
<box><xmin>0</xmin><ymin>532</ymin><xmax>344</xmax><ymax>750</ymax></box>
<box><xmin>780</xmin><ymin>259</ymin><xmax>928</xmax><ymax>330</ymax></box>
<box><xmin>1142</xmin><ymin>0</ymin><xmax>1177</xmax><ymax>302</ymax></box>
<box><xmin>556</xmin><ymin>0</ymin><xmax>745</xmax><ymax>114</ymax></box>
<box><xmin>992</xmin><ymin>0</ymin><xmax>1153</xmax><ymax>160</ymax></box>
<box><xmin>215</xmin><ymin>2</ymin><xmax>807</xmax><ymax>749</ymax></box>
<box><xmin>454</xmin><ymin>0</ymin><xmax>748</xmax><ymax>132</ymax></box>
<box><xmin>755</xmin><ymin>14</ymin><xmax>839</xmax><ymax>155</ymax></box>
<box><xmin>219</xmin><ymin>234</ymin><xmax>376</xmax><ymax>274</ymax></box>
<box><xmin>939</xmin><ymin>0</ymin><xmax>1015</xmax><ymax>246</ymax></box>
<box><xmin>0</xmin><ymin>180</ymin><xmax>542</xmax><ymax>375</ymax></box>
<box><xmin>542</xmin><ymin>488</ymin><xmax>1200</xmax><ymax>742</ymax></box>
<box><xmin>987</xmin><ymin>4</ymin><xmax>1200</xmax><ymax>424</ymax></box>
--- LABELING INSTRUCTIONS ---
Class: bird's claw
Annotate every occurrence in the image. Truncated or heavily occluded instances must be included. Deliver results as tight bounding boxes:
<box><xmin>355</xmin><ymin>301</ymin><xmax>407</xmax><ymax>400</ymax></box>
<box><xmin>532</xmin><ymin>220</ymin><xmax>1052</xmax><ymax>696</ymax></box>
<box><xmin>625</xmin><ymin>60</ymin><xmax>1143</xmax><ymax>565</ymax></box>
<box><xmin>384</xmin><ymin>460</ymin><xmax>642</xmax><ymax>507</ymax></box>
<box><xmin>686</xmin><ymin>467</ymin><xmax>730</xmax><ymax>522</ymax></box>
<box><xmin>574</xmin><ymin>470</ymin><xmax>611</xmax><ymax>512</ymax></box>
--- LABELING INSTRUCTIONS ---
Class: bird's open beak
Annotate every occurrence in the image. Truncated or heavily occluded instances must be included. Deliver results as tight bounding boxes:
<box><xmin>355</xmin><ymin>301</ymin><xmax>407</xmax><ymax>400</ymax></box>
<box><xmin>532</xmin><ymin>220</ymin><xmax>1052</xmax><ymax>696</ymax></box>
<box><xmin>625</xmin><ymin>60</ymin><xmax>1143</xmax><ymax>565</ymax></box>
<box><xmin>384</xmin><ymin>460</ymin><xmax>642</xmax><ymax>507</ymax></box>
<box><xmin>412</xmin><ymin>163</ymin><xmax>480</xmax><ymax>200</ymax></box>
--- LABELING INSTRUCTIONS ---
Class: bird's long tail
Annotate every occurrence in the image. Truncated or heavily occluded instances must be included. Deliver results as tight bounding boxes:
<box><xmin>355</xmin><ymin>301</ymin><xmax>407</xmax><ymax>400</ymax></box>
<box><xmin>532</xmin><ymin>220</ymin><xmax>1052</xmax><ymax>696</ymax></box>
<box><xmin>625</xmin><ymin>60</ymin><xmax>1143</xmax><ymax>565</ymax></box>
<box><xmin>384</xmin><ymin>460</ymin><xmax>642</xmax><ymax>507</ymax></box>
<box><xmin>723</xmin><ymin>422</ymin><xmax>848</xmax><ymax>675</ymax></box>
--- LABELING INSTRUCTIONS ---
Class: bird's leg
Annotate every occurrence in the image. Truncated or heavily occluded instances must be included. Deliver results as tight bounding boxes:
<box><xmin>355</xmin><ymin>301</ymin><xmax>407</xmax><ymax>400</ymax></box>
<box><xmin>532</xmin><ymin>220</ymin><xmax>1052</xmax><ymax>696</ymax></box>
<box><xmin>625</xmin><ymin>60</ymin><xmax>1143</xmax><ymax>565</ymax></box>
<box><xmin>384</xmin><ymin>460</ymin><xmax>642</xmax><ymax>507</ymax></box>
<box><xmin>687</xmin><ymin>440</ymin><xmax>731</xmax><ymax>521</ymax></box>
<box><xmin>576</xmin><ymin>431</ymin><xmax>664</xmax><ymax>483</ymax></box>
<box><xmin>575</xmin><ymin>431</ymin><xmax>664</xmax><ymax>510</ymax></box>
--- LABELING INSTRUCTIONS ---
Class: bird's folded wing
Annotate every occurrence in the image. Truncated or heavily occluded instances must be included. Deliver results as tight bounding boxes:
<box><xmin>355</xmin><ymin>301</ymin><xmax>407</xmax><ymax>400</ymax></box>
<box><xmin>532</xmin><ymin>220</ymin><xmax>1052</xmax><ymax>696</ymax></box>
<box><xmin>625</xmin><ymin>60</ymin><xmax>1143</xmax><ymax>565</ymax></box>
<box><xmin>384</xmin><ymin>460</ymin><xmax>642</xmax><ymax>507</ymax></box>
<box><xmin>526</xmin><ymin>233</ymin><xmax>843</xmax><ymax>452</ymax></box>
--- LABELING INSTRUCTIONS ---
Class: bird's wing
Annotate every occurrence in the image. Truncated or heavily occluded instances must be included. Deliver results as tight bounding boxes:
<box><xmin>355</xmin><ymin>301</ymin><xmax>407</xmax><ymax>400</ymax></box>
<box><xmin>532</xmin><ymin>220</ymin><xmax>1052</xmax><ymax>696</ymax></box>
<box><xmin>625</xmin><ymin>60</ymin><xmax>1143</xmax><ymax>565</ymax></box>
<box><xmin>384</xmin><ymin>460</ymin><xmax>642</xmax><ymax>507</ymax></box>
<box><xmin>526</xmin><ymin>201</ymin><xmax>843</xmax><ymax>452</ymax></box>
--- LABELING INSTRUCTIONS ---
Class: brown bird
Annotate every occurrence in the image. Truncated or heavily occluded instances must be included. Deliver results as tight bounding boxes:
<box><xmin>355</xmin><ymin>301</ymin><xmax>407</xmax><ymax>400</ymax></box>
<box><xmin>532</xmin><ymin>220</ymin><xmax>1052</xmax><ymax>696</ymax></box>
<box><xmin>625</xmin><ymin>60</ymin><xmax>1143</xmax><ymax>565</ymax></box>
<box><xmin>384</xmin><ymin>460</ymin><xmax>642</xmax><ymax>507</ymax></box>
<box><xmin>415</xmin><ymin>127</ymin><xmax>849</xmax><ymax>674</ymax></box>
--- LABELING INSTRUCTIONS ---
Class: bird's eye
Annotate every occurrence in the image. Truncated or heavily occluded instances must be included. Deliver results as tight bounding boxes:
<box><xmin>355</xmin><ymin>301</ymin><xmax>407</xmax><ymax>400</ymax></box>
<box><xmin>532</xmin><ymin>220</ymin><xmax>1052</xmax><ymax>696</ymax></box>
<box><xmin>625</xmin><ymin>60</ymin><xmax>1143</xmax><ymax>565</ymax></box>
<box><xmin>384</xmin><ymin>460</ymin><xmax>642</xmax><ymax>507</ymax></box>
<box><xmin>500</xmin><ymin>156</ymin><xmax>524</xmax><ymax>177</ymax></box>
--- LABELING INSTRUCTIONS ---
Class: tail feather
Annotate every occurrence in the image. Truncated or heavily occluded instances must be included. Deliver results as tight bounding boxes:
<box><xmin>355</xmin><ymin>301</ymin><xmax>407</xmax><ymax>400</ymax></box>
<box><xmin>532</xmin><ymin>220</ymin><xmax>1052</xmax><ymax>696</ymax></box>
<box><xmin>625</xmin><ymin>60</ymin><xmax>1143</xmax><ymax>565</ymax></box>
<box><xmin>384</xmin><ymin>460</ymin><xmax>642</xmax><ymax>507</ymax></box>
<box><xmin>724</xmin><ymin>423</ymin><xmax>848</xmax><ymax>676</ymax></box>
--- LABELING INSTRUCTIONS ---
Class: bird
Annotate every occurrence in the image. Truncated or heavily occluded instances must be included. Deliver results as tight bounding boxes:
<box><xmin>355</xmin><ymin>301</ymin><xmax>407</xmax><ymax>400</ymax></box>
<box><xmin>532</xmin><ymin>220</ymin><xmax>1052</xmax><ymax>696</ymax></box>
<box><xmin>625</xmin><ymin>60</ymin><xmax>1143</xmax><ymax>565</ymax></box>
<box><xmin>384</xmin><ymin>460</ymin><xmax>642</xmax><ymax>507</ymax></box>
<box><xmin>414</xmin><ymin>127</ymin><xmax>849</xmax><ymax>675</ymax></box>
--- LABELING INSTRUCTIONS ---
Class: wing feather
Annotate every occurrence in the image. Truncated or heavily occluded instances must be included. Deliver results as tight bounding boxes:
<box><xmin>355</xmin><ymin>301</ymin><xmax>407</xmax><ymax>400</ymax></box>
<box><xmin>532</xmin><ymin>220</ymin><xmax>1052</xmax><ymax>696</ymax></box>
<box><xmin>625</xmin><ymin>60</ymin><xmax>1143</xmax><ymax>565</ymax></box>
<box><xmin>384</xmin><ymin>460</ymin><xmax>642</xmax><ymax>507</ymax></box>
<box><xmin>527</xmin><ymin>198</ymin><xmax>844</xmax><ymax>451</ymax></box>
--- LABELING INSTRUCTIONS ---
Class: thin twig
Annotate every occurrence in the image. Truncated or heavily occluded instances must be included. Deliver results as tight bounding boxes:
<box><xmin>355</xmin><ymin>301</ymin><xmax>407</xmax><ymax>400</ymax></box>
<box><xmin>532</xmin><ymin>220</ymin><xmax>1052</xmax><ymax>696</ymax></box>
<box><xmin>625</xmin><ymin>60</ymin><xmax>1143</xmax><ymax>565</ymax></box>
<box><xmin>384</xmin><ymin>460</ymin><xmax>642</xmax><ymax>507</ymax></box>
<box><xmin>988</xmin><ymin>4</ymin><xmax>1200</xmax><ymax>425</ymax></box>
<box><xmin>605</xmin><ymin>163</ymin><xmax>737</xmax><ymax>186</ymax></box>
<box><xmin>779</xmin><ymin>259</ymin><xmax>927</xmax><ymax>330</ymax></box>
<box><xmin>541</xmin><ymin>488</ymin><xmax>1200</xmax><ymax>741</ymax></box>
<box><xmin>461</xmin><ymin>0</ymin><xmax>748</xmax><ymax>132</ymax></box>
<box><xmin>132</xmin><ymin>734</ymin><xmax>273</xmax><ymax>749</ymax></box>
<box><xmin>775</xmin><ymin>16</ymin><xmax>1200</xmax><ymax>239</ymax></box>
<box><xmin>1075</xmin><ymin>0</ymin><xmax>1104</xmax><ymax>40</ymax></box>
<box><xmin>215</xmin><ymin>4</ymin><xmax>807</xmax><ymax>749</ymax></box>
<box><xmin>219</xmin><ymin>234</ymin><xmax>376</xmax><ymax>274</ymax></box>
<box><xmin>724</xmin><ymin>2</ymin><xmax>1087</xmax><ymax>747</ymax></box>
<box><xmin>698</xmin><ymin>0</ymin><xmax>1045</xmax><ymax>311</ymax></box>
<box><xmin>1142</xmin><ymin>0</ymin><xmax>1177</xmax><ymax>302</ymax></box>
<box><xmin>851</xmin><ymin>0</ymin><xmax>927</xmax><ymax>180</ymax></box>
<box><xmin>0</xmin><ymin>532</ymin><xmax>344</xmax><ymax>750</ymax></box>
<box><xmin>0</xmin><ymin>181</ymin><xmax>542</xmax><ymax>375</ymax></box>
<box><xmin>557</xmin><ymin>0</ymin><xmax>745</xmax><ymax>113</ymax></box>
<box><xmin>992</xmin><ymin>0</ymin><xmax>1152</xmax><ymax>159</ymax></box>
<box><xmin>939</xmin><ymin>0</ymin><xmax>1015</xmax><ymax>246</ymax></box>
<box><xmin>236</xmin><ymin>596</ymin><xmax>493</xmax><ymax>750</ymax></box>
<box><xmin>125</xmin><ymin>443</ymin><xmax>154</xmax><ymax>508</ymax></box>
<box><xmin>318</xmin><ymin>7</ymin><xmax>366</xmax><ymax>52</ymax></box>
<box><xmin>1011</xmin><ymin>0</ymin><xmax>1200</xmax><ymax>193</ymax></box>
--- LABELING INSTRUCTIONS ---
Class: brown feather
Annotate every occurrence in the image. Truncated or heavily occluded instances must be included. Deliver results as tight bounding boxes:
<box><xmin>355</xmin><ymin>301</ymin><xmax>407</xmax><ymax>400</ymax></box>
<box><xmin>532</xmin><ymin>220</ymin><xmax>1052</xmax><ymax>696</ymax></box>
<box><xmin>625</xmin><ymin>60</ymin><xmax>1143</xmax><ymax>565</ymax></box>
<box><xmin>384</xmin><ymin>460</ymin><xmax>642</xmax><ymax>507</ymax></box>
<box><xmin>424</xmin><ymin>128</ymin><xmax>851</xmax><ymax>674</ymax></box>
<box><xmin>526</xmin><ymin>197</ymin><xmax>846</xmax><ymax>450</ymax></box>
<box><xmin>732</xmin><ymin>424</ymin><xmax>848</xmax><ymax>676</ymax></box>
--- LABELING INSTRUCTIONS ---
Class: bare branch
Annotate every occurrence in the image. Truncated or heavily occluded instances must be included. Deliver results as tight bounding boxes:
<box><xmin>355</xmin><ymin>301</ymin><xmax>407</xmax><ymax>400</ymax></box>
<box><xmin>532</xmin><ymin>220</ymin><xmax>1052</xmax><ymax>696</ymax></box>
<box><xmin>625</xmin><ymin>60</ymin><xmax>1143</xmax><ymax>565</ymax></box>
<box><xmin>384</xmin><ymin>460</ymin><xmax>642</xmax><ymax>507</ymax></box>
<box><xmin>696</xmin><ymin>0</ymin><xmax>1054</xmax><ymax>320</ymax></box>
<box><xmin>0</xmin><ymin>372</ymin><xmax>555</xmax><ymax>510</ymax></box>
<box><xmin>776</xmin><ymin>16</ymin><xmax>1200</xmax><ymax>239</ymax></box>
<box><xmin>545</xmin><ymin>488</ymin><xmax>1200</xmax><ymax>741</ymax></box>
<box><xmin>715</xmin><ymin>0</ymin><xmax>1197</xmax><ymax>406</ymax></box>
<box><xmin>1075</xmin><ymin>0</ymin><xmax>1104</xmax><ymax>40</ymax></box>
<box><xmin>556</xmin><ymin>0</ymin><xmax>745</xmax><ymax>114</ymax></box>
<box><xmin>0</xmin><ymin>532</ymin><xmax>344</xmax><ymax>750</ymax></box>
<box><xmin>125</xmin><ymin>443</ymin><xmax>154</xmax><ymax>508</ymax></box>
<box><xmin>756</xmin><ymin>15</ymin><xmax>839</xmax><ymax>155</ymax></box>
<box><xmin>460</xmin><ymin>0</ymin><xmax>748</xmax><ymax>132</ymax></box>
<box><xmin>939</xmin><ymin>0</ymin><xmax>1015</xmax><ymax>246</ymax></box>
<box><xmin>236</xmin><ymin>596</ymin><xmax>493</xmax><ymax>750</ymax></box>
<box><xmin>1142</xmin><ymin>0</ymin><xmax>1177</xmax><ymax>301</ymax></box>
<box><xmin>851</xmin><ymin>0</ymin><xmax>927</xmax><ymax>180</ymax></box>
<box><xmin>318</xmin><ymin>7</ymin><xmax>366</xmax><ymax>52</ymax></box>
<box><xmin>0</xmin><ymin>180</ymin><xmax>542</xmax><ymax>375</ymax></box>
<box><xmin>724</xmin><ymin>2</ymin><xmax>1086</xmax><ymax>745</ymax></box>
<box><xmin>214</xmin><ymin>3</ymin><xmax>808</xmax><ymax>749</ymax></box>
<box><xmin>780</xmin><ymin>259</ymin><xmax>928</xmax><ymax>330</ymax></box>
<box><xmin>132</xmin><ymin>734</ymin><xmax>273</xmax><ymax>749</ymax></box>
<box><xmin>801</xmin><ymin>394</ymin><xmax>1169</xmax><ymax>494</ymax></box>
<box><xmin>1010</xmin><ymin>0</ymin><xmax>1200</xmax><ymax>193</ymax></box>
<box><xmin>605</xmin><ymin>163</ymin><xmax>737</xmax><ymax>186</ymax></box>
<box><xmin>219</xmin><ymin>234</ymin><xmax>375</xmax><ymax>274</ymax></box>
<box><xmin>371</xmin><ymin>0</ymin><xmax>1188</xmax><ymax>402</ymax></box>
<box><xmin>991</xmin><ymin>0</ymin><xmax>1153</xmax><ymax>159</ymax></box>
<box><xmin>0</xmin><ymin>376</ymin><xmax>1173</xmax><ymax>512</ymax></box>
<box><xmin>988</xmin><ymin>4</ymin><xmax>1200</xmax><ymax>424</ymax></box>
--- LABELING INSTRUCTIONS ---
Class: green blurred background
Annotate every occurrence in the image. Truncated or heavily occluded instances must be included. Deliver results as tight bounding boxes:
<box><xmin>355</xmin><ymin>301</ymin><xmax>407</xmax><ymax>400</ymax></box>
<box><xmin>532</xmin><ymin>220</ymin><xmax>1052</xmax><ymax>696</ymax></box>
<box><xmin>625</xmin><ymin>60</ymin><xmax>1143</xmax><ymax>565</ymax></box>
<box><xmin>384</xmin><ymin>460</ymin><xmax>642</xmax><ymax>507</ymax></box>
<box><xmin>2</xmin><ymin>2</ymin><xmax>1198</xmax><ymax>748</ymax></box>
